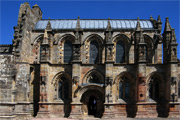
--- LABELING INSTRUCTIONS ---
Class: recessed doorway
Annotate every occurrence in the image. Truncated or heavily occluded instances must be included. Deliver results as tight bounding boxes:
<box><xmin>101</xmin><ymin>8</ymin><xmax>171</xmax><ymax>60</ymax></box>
<box><xmin>88</xmin><ymin>96</ymin><xmax>97</xmax><ymax>116</ymax></box>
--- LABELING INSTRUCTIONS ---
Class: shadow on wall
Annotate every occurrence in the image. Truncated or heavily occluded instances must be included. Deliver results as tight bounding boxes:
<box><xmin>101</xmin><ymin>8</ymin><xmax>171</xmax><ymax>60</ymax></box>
<box><xmin>156</xmin><ymin>102</ymin><xmax>169</xmax><ymax>117</ymax></box>
<box><xmin>64</xmin><ymin>102</ymin><xmax>71</xmax><ymax>117</ymax></box>
<box><xmin>31</xmin><ymin>65</ymin><xmax>40</xmax><ymax>117</ymax></box>
<box><xmin>126</xmin><ymin>103</ymin><xmax>137</xmax><ymax>118</ymax></box>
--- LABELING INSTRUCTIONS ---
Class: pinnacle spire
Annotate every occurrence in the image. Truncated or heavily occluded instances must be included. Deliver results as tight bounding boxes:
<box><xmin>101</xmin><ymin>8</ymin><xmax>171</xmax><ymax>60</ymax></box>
<box><xmin>136</xmin><ymin>17</ymin><xmax>141</xmax><ymax>31</ymax></box>
<box><xmin>46</xmin><ymin>18</ymin><xmax>52</xmax><ymax>31</ymax></box>
<box><xmin>157</xmin><ymin>15</ymin><xmax>162</xmax><ymax>23</ymax></box>
<box><xmin>171</xmin><ymin>29</ymin><xmax>177</xmax><ymax>43</ymax></box>
<box><xmin>150</xmin><ymin>16</ymin><xmax>154</xmax><ymax>21</ymax></box>
<box><xmin>33</xmin><ymin>4</ymin><xmax>39</xmax><ymax>8</ymax></box>
<box><xmin>164</xmin><ymin>17</ymin><xmax>171</xmax><ymax>32</ymax></box>
<box><xmin>76</xmin><ymin>16</ymin><xmax>81</xmax><ymax>30</ymax></box>
<box><xmin>139</xmin><ymin>30</ymin><xmax>144</xmax><ymax>43</ymax></box>
<box><xmin>44</xmin><ymin>29</ymin><xmax>48</xmax><ymax>38</ymax></box>
<box><xmin>106</xmin><ymin>17</ymin><xmax>112</xmax><ymax>31</ymax></box>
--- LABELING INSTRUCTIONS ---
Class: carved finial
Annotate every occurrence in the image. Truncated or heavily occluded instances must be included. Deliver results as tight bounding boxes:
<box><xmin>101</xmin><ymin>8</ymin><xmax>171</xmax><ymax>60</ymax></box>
<box><xmin>139</xmin><ymin>30</ymin><xmax>144</xmax><ymax>43</ymax></box>
<box><xmin>44</xmin><ymin>29</ymin><xmax>48</xmax><ymax>39</ymax></box>
<box><xmin>46</xmin><ymin>18</ymin><xmax>52</xmax><ymax>31</ymax></box>
<box><xmin>150</xmin><ymin>16</ymin><xmax>154</xmax><ymax>21</ymax></box>
<box><xmin>164</xmin><ymin>17</ymin><xmax>171</xmax><ymax>31</ymax></box>
<box><xmin>106</xmin><ymin>17</ymin><xmax>112</xmax><ymax>31</ymax></box>
<box><xmin>157</xmin><ymin>15</ymin><xmax>162</xmax><ymax>23</ymax></box>
<box><xmin>76</xmin><ymin>16</ymin><xmax>81</xmax><ymax>30</ymax></box>
<box><xmin>136</xmin><ymin>17</ymin><xmax>141</xmax><ymax>31</ymax></box>
<box><xmin>33</xmin><ymin>4</ymin><xmax>39</xmax><ymax>8</ymax></box>
<box><xmin>171</xmin><ymin>29</ymin><xmax>177</xmax><ymax>43</ymax></box>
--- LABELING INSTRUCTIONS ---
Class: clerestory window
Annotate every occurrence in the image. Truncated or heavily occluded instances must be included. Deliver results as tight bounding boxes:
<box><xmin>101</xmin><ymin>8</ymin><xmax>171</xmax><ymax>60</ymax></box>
<box><xmin>116</xmin><ymin>40</ymin><xmax>125</xmax><ymax>63</ymax></box>
<box><xmin>90</xmin><ymin>40</ymin><xmax>99</xmax><ymax>64</ymax></box>
<box><xmin>64</xmin><ymin>40</ymin><xmax>72</xmax><ymax>63</ymax></box>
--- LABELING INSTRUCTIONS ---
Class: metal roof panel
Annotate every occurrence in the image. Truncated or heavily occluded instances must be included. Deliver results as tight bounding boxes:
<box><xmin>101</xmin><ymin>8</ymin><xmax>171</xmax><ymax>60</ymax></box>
<box><xmin>34</xmin><ymin>19</ymin><xmax>155</xmax><ymax>30</ymax></box>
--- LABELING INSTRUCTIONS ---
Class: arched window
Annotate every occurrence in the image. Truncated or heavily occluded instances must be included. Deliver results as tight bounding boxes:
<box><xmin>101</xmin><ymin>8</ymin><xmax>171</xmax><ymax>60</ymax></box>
<box><xmin>57</xmin><ymin>76</ymin><xmax>70</xmax><ymax>100</ymax></box>
<box><xmin>64</xmin><ymin>40</ymin><xmax>72</xmax><ymax>63</ymax></box>
<box><xmin>144</xmin><ymin>35</ymin><xmax>153</xmax><ymax>63</ymax></box>
<box><xmin>149</xmin><ymin>77</ymin><xmax>159</xmax><ymax>100</ymax></box>
<box><xmin>116</xmin><ymin>40</ymin><xmax>125</xmax><ymax>63</ymax></box>
<box><xmin>90</xmin><ymin>40</ymin><xmax>99</xmax><ymax>64</ymax></box>
<box><xmin>119</xmin><ymin>77</ymin><xmax>129</xmax><ymax>99</ymax></box>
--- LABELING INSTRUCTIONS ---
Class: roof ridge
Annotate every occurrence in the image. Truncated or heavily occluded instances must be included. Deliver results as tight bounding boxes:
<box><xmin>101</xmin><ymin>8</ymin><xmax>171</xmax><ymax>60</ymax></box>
<box><xmin>40</xmin><ymin>19</ymin><xmax>151</xmax><ymax>21</ymax></box>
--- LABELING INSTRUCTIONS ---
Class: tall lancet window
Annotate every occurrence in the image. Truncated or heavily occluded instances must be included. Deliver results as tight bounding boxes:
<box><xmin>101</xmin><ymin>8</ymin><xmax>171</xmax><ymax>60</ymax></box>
<box><xmin>119</xmin><ymin>77</ymin><xmax>130</xmax><ymax>99</ymax></box>
<box><xmin>64</xmin><ymin>40</ymin><xmax>72</xmax><ymax>63</ymax></box>
<box><xmin>58</xmin><ymin>76</ymin><xmax>69</xmax><ymax>100</ymax></box>
<box><xmin>149</xmin><ymin>77</ymin><xmax>160</xmax><ymax>100</ymax></box>
<box><xmin>116</xmin><ymin>40</ymin><xmax>125</xmax><ymax>63</ymax></box>
<box><xmin>90</xmin><ymin>40</ymin><xmax>99</xmax><ymax>64</ymax></box>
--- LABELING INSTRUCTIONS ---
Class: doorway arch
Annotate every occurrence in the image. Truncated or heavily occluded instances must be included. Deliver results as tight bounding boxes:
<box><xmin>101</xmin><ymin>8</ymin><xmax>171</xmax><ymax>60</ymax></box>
<box><xmin>80</xmin><ymin>85</ymin><xmax>105</xmax><ymax>118</ymax></box>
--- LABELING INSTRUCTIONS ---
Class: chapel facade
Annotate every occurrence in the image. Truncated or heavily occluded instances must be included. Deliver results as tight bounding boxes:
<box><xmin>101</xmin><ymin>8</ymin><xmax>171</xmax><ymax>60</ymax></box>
<box><xmin>0</xmin><ymin>2</ymin><xmax>180</xmax><ymax>119</ymax></box>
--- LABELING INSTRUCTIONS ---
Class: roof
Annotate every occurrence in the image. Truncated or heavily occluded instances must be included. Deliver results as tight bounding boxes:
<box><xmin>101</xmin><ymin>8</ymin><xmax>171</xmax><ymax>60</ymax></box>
<box><xmin>34</xmin><ymin>19</ymin><xmax>154</xmax><ymax>30</ymax></box>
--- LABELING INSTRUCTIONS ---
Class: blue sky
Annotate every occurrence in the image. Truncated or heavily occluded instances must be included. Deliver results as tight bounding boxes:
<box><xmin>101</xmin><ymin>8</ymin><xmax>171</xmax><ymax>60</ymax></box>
<box><xmin>0</xmin><ymin>0</ymin><xmax>179</xmax><ymax>59</ymax></box>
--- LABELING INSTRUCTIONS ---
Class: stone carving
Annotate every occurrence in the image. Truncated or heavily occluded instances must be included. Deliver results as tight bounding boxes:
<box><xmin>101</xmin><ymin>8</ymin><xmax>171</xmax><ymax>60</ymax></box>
<box><xmin>107</xmin><ymin>46</ymin><xmax>113</xmax><ymax>61</ymax></box>
<box><xmin>40</xmin><ymin>46</ymin><xmax>50</xmax><ymax>61</ymax></box>
<box><xmin>87</xmin><ymin>73</ymin><xmax>101</xmax><ymax>84</ymax></box>
<box><xmin>73</xmin><ymin>45</ymin><xmax>80</xmax><ymax>61</ymax></box>
<box><xmin>171</xmin><ymin>77</ymin><xmax>177</xmax><ymax>85</ymax></box>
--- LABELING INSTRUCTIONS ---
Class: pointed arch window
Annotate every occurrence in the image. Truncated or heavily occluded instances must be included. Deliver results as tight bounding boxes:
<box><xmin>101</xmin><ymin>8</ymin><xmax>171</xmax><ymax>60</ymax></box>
<box><xmin>64</xmin><ymin>40</ymin><xmax>72</xmax><ymax>63</ymax></box>
<box><xmin>116</xmin><ymin>40</ymin><xmax>125</xmax><ymax>63</ymax></box>
<box><xmin>149</xmin><ymin>77</ymin><xmax>160</xmax><ymax>100</ymax></box>
<box><xmin>57</xmin><ymin>76</ymin><xmax>70</xmax><ymax>100</ymax></box>
<box><xmin>90</xmin><ymin>40</ymin><xmax>99</xmax><ymax>64</ymax></box>
<box><xmin>119</xmin><ymin>77</ymin><xmax>130</xmax><ymax>99</ymax></box>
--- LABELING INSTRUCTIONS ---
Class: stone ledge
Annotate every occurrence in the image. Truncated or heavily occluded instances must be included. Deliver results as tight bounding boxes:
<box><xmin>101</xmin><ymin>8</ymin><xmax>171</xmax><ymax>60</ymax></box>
<box><xmin>0</xmin><ymin>102</ymin><xmax>17</xmax><ymax>105</ymax></box>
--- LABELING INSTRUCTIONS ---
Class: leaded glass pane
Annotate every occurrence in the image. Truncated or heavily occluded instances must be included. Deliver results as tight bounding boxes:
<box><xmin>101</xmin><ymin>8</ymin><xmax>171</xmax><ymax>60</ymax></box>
<box><xmin>64</xmin><ymin>40</ymin><xmax>72</xmax><ymax>63</ymax></box>
<box><xmin>116</xmin><ymin>41</ymin><xmax>125</xmax><ymax>63</ymax></box>
<box><xmin>90</xmin><ymin>40</ymin><xmax>99</xmax><ymax>64</ymax></box>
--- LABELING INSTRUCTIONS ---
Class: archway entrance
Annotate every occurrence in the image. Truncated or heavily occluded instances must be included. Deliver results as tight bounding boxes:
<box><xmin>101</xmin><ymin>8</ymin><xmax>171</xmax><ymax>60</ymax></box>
<box><xmin>80</xmin><ymin>87</ymin><xmax>104</xmax><ymax>118</ymax></box>
<box><xmin>88</xmin><ymin>96</ymin><xmax>97</xmax><ymax>115</ymax></box>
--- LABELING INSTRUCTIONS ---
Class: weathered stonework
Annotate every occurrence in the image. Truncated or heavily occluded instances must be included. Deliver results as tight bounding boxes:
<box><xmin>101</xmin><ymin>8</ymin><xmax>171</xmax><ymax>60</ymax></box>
<box><xmin>0</xmin><ymin>2</ymin><xmax>180</xmax><ymax>120</ymax></box>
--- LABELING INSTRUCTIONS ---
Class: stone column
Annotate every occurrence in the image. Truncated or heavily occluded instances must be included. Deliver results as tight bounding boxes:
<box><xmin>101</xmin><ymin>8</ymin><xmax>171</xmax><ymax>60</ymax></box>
<box><xmin>70</xmin><ymin>42</ymin><xmax>82</xmax><ymax>118</ymax></box>
<box><xmin>37</xmin><ymin>64</ymin><xmax>50</xmax><ymax>118</ymax></box>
